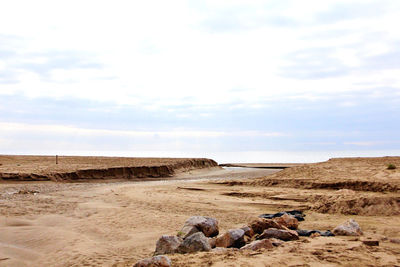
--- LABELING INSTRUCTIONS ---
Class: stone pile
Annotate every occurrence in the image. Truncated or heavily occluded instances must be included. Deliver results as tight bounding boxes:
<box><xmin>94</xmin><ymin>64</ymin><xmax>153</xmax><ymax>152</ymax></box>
<box><xmin>134</xmin><ymin>211</ymin><xmax>365</xmax><ymax>266</ymax></box>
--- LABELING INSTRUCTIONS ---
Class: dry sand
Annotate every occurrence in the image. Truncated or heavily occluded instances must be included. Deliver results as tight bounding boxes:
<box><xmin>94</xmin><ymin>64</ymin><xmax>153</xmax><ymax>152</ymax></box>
<box><xmin>0</xmin><ymin>157</ymin><xmax>399</xmax><ymax>266</ymax></box>
<box><xmin>0</xmin><ymin>156</ymin><xmax>218</xmax><ymax>181</ymax></box>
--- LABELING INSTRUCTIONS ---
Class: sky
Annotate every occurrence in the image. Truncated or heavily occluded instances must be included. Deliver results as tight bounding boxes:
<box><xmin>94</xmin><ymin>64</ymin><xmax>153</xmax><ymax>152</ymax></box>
<box><xmin>1</xmin><ymin>0</ymin><xmax>400</xmax><ymax>162</ymax></box>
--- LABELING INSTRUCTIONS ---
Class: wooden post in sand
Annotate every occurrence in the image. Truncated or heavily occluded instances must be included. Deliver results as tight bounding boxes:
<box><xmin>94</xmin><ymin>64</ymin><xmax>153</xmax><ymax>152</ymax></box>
<box><xmin>56</xmin><ymin>155</ymin><xmax>58</xmax><ymax>164</ymax></box>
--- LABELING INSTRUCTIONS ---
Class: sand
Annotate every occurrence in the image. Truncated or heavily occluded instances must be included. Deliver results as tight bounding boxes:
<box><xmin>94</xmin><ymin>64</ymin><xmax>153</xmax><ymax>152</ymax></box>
<box><xmin>0</xmin><ymin>157</ymin><xmax>399</xmax><ymax>266</ymax></box>
<box><xmin>0</xmin><ymin>156</ymin><xmax>218</xmax><ymax>181</ymax></box>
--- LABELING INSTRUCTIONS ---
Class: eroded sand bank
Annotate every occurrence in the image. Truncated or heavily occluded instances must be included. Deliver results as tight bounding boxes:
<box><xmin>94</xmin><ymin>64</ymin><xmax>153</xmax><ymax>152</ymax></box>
<box><xmin>0</xmin><ymin>156</ymin><xmax>218</xmax><ymax>181</ymax></box>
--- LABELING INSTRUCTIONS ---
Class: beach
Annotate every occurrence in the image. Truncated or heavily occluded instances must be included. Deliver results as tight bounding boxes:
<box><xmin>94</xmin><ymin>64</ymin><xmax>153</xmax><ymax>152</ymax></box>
<box><xmin>0</xmin><ymin>156</ymin><xmax>399</xmax><ymax>266</ymax></box>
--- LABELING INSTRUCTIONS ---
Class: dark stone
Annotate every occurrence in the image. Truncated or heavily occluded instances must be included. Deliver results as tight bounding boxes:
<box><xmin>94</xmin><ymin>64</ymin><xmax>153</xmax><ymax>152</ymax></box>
<box><xmin>259</xmin><ymin>210</ymin><xmax>305</xmax><ymax>221</ymax></box>
<box><xmin>296</xmin><ymin>229</ymin><xmax>335</xmax><ymax>237</ymax></box>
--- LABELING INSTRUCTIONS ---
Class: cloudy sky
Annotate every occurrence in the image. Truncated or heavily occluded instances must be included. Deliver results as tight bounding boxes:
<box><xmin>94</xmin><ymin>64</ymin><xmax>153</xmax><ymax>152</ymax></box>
<box><xmin>1</xmin><ymin>0</ymin><xmax>400</xmax><ymax>162</ymax></box>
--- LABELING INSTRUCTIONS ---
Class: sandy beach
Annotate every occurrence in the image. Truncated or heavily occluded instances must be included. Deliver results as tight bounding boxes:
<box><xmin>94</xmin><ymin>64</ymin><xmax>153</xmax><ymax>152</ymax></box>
<box><xmin>1</xmin><ymin>156</ymin><xmax>399</xmax><ymax>266</ymax></box>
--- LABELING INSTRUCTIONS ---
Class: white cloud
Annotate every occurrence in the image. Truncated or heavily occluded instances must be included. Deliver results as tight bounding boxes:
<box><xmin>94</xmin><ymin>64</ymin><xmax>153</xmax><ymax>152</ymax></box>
<box><xmin>0</xmin><ymin>122</ymin><xmax>287</xmax><ymax>139</ymax></box>
<box><xmin>0</xmin><ymin>0</ymin><xmax>399</xmax><ymax>108</ymax></box>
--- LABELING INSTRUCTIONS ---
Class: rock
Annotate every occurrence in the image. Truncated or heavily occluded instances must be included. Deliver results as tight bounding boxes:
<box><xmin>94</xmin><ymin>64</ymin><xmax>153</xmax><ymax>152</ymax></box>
<box><xmin>273</xmin><ymin>214</ymin><xmax>299</xmax><ymax>230</ymax></box>
<box><xmin>296</xmin><ymin>229</ymin><xmax>334</xmax><ymax>237</ymax></box>
<box><xmin>362</xmin><ymin>240</ymin><xmax>379</xmax><ymax>246</ymax></box>
<box><xmin>133</xmin><ymin>255</ymin><xmax>171</xmax><ymax>267</ymax></box>
<box><xmin>258</xmin><ymin>228</ymin><xmax>299</xmax><ymax>241</ymax></box>
<box><xmin>241</xmin><ymin>226</ymin><xmax>254</xmax><ymax>237</ymax></box>
<box><xmin>240</xmin><ymin>239</ymin><xmax>274</xmax><ymax>251</ymax></box>
<box><xmin>249</xmin><ymin>218</ymin><xmax>284</xmax><ymax>234</ymax></box>
<box><xmin>215</xmin><ymin>229</ymin><xmax>245</xmax><ymax>248</ymax></box>
<box><xmin>208</xmin><ymin>237</ymin><xmax>217</xmax><ymax>248</ymax></box>
<box><xmin>259</xmin><ymin>210</ymin><xmax>305</xmax><ymax>221</ymax></box>
<box><xmin>179</xmin><ymin>225</ymin><xmax>199</xmax><ymax>239</ymax></box>
<box><xmin>333</xmin><ymin>219</ymin><xmax>363</xmax><ymax>236</ymax></box>
<box><xmin>177</xmin><ymin>232</ymin><xmax>211</xmax><ymax>253</ymax></box>
<box><xmin>180</xmin><ymin>216</ymin><xmax>219</xmax><ymax>238</ymax></box>
<box><xmin>155</xmin><ymin>235</ymin><xmax>182</xmax><ymax>255</ymax></box>
<box><xmin>269</xmin><ymin>238</ymin><xmax>284</xmax><ymax>247</ymax></box>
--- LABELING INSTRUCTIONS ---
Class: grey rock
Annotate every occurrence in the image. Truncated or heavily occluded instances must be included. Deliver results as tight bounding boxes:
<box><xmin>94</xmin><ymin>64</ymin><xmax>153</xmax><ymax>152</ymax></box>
<box><xmin>155</xmin><ymin>235</ymin><xmax>183</xmax><ymax>255</ymax></box>
<box><xmin>181</xmin><ymin>216</ymin><xmax>219</xmax><ymax>238</ymax></box>
<box><xmin>177</xmin><ymin>232</ymin><xmax>211</xmax><ymax>254</ymax></box>
<box><xmin>179</xmin><ymin>225</ymin><xmax>200</xmax><ymax>239</ymax></box>
<box><xmin>333</xmin><ymin>219</ymin><xmax>363</xmax><ymax>236</ymax></box>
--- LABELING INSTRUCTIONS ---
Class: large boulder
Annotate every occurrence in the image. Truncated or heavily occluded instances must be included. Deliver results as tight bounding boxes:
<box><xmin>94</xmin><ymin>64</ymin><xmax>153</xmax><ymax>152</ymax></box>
<box><xmin>133</xmin><ymin>255</ymin><xmax>171</xmax><ymax>267</ymax></box>
<box><xmin>273</xmin><ymin>214</ymin><xmax>299</xmax><ymax>230</ymax></box>
<box><xmin>215</xmin><ymin>229</ymin><xmax>245</xmax><ymax>248</ymax></box>
<box><xmin>154</xmin><ymin>235</ymin><xmax>182</xmax><ymax>255</ymax></box>
<box><xmin>177</xmin><ymin>232</ymin><xmax>211</xmax><ymax>253</ymax></box>
<box><xmin>249</xmin><ymin>218</ymin><xmax>284</xmax><ymax>234</ymax></box>
<box><xmin>258</xmin><ymin>228</ymin><xmax>299</xmax><ymax>241</ymax></box>
<box><xmin>240</xmin><ymin>239</ymin><xmax>274</xmax><ymax>251</ymax></box>
<box><xmin>180</xmin><ymin>216</ymin><xmax>219</xmax><ymax>238</ymax></box>
<box><xmin>333</xmin><ymin>219</ymin><xmax>363</xmax><ymax>236</ymax></box>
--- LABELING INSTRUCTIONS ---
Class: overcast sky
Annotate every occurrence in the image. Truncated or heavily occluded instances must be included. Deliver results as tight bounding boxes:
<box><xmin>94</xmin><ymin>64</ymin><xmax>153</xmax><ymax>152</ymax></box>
<box><xmin>1</xmin><ymin>0</ymin><xmax>400</xmax><ymax>162</ymax></box>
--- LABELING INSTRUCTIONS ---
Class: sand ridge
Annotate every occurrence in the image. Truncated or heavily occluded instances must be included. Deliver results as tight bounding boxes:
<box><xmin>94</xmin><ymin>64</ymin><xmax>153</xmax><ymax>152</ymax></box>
<box><xmin>0</xmin><ymin>155</ymin><xmax>218</xmax><ymax>181</ymax></box>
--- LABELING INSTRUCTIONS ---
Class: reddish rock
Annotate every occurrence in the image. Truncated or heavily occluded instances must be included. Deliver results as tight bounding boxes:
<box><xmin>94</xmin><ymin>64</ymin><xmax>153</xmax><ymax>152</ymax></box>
<box><xmin>249</xmin><ymin>218</ymin><xmax>284</xmax><ymax>234</ymax></box>
<box><xmin>240</xmin><ymin>239</ymin><xmax>274</xmax><ymax>251</ymax></box>
<box><xmin>133</xmin><ymin>255</ymin><xmax>171</xmax><ymax>267</ymax></box>
<box><xmin>154</xmin><ymin>235</ymin><xmax>182</xmax><ymax>255</ymax></box>
<box><xmin>258</xmin><ymin>228</ymin><xmax>299</xmax><ymax>241</ymax></box>
<box><xmin>215</xmin><ymin>229</ymin><xmax>245</xmax><ymax>248</ymax></box>
<box><xmin>333</xmin><ymin>219</ymin><xmax>363</xmax><ymax>236</ymax></box>
<box><xmin>273</xmin><ymin>214</ymin><xmax>299</xmax><ymax>230</ymax></box>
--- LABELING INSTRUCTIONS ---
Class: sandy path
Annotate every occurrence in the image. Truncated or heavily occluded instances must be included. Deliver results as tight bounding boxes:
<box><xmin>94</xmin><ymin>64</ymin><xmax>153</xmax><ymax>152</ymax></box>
<box><xmin>1</xmin><ymin>166</ymin><xmax>399</xmax><ymax>266</ymax></box>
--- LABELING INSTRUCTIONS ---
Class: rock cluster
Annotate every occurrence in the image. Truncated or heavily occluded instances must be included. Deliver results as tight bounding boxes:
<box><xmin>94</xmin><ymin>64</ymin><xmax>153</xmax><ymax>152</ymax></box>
<box><xmin>133</xmin><ymin>212</ymin><xmax>365</xmax><ymax>266</ymax></box>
